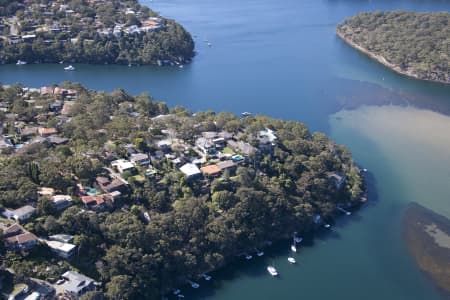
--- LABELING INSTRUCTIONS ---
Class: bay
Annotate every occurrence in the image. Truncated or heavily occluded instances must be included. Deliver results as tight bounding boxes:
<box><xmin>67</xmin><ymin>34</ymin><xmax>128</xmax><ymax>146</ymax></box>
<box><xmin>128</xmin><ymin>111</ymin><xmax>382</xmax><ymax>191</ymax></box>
<box><xmin>1</xmin><ymin>0</ymin><xmax>450</xmax><ymax>299</ymax></box>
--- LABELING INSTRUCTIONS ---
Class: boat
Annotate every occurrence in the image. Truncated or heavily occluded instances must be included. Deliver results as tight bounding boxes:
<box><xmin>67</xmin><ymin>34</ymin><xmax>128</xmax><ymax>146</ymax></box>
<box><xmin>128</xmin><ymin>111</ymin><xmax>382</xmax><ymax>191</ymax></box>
<box><xmin>64</xmin><ymin>65</ymin><xmax>75</xmax><ymax>71</ymax></box>
<box><xmin>324</xmin><ymin>224</ymin><xmax>331</xmax><ymax>229</ymax></box>
<box><xmin>362</xmin><ymin>168</ymin><xmax>368</xmax><ymax>172</ymax></box>
<box><xmin>207</xmin><ymin>42</ymin><xmax>212</xmax><ymax>47</ymax></box>
<box><xmin>201</xmin><ymin>273</ymin><xmax>212</xmax><ymax>281</ymax></box>
<box><xmin>256</xmin><ymin>249</ymin><xmax>264</xmax><ymax>257</ymax></box>
<box><xmin>294</xmin><ymin>237</ymin><xmax>303</xmax><ymax>243</ymax></box>
<box><xmin>179</xmin><ymin>65</ymin><xmax>184</xmax><ymax>69</ymax></box>
<box><xmin>291</xmin><ymin>244</ymin><xmax>297</xmax><ymax>252</ymax></box>
<box><xmin>173</xmin><ymin>289</ymin><xmax>181</xmax><ymax>295</ymax></box>
<box><xmin>245</xmin><ymin>254</ymin><xmax>253</xmax><ymax>260</ymax></box>
<box><xmin>190</xmin><ymin>282</ymin><xmax>200</xmax><ymax>289</ymax></box>
<box><xmin>288</xmin><ymin>257</ymin><xmax>296</xmax><ymax>264</ymax></box>
<box><xmin>16</xmin><ymin>60</ymin><xmax>27</xmax><ymax>65</ymax></box>
<box><xmin>241</xmin><ymin>112</ymin><xmax>252</xmax><ymax>117</ymax></box>
<box><xmin>177</xmin><ymin>294</ymin><xmax>185</xmax><ymax>298</ymax></box>
<box><xmin>267</xmin><ymin>266</ymin><xmax>278</xmax><ymax>276</ymax></box>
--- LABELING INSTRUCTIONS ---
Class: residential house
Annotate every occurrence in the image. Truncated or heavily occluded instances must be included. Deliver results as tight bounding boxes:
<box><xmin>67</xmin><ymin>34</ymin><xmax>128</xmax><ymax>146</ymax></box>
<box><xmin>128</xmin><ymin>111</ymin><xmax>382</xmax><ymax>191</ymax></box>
<box><xmin>179</xmin><ymin>163</ymin><xmax>201</xmax><ymax>179</ymax></box>
<box><xmin>2</xmin><ymin>205</ymin><xmax>36</xmax><ymax>221</ymax></box>
<box><xmin>49</xmin><ymin>234</ymin><xmax>74</xmax><ymax>243</ymax></box>
<box><xmin>60</xmin><ymin>271</ymin><xmax>95</xmax><ymax>298</ymax></box>
<box><xmin>201</xmin><ymin>164</ymin><xmax>221</xmax><ymax>177</ymax></box>
<box><xmin>51</xmin><ymin>195</ymin><xmax>72</xmax><ymax>210</ymax></box>
<box><xmin>328</xmin><ymin>172</ymin><xmax>346</xmax><ymax>189</ymax></box>
<box><xmin>80</xmin><ymin>195</ymin><xmax>107</xmax><ymax>210</ymax></box>
<box><xmin>3</xmin><ymin>223</ymin><xmax>24</xmax><ymax>238</ymax></box>
<box><xmin>45</xmin><ymin>240</ymin><xmax>76</xmax><ymax>259</ymax></box>
<box><xmin>47</xmin><ymin>135</ymin><xmax>69</xmax><ymax>145</ymax></box>
<box><xmin>96</xmin><ymin>176</ymin><xmax>127</xmax><ymax>193</ymax></box>
<box><xmin>130</xmin><ymin>153</ymin><xmax>150</xmax><ymax>166</ymax></box>
<box><xmin>111</xmin><ymin>159</ymin><xmax>135</xmax><ymax>173</ymax></box>
<box><xmin>227</xmin><ymin>140</ymin><xmax>256</xmax><ymax>156</ymax></box>
<box><xmin>217</xmin><ymin>160</ymin><xmax>236</xmax><ymax>172</ymax></box>
<box><xmin>196</xmin><ymin>137</ymin><xmax>216</xmax><ymax>155</ymax></box>
<box><xmin>38</xmin><ymin>127</ymin><xmax>57</xmax><ymax>137</ymax></box>
<box><xmin>20</xmin><ymin>127</ymin><xmax>39</xmax><ymax>137</ymax></box>
<box><xmin>5</xmin><ymin>232</ymin><xmax>38</xmax><ymax>251</ymax></box>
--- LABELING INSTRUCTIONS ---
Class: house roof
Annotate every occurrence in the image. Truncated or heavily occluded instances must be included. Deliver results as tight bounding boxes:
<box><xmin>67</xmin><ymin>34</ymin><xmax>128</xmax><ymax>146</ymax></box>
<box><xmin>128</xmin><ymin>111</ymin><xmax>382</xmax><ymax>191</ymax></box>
<box><xmin>5</xmin><ymin>232</ymin><xmax>37</xmax><ymax>245</ymax></box>
<box><xmin>3</xmin><ymin>223</ymin><xmax>23</xmax><ymax>236</ymax></box>
<box><xmin>180</xmin><ymin>163</ymin><xmax>201</xmax><ymax>177</ymax></box>
<box><xmin>201</xmin><ymin>164</ymin><xmax>221</xmax><ymax>175</ymax></box>
<box><xmin>52</xmin><ymin>195</ymin><xmax>72</xmax><ymax>203</ymax></box>
<box><xmin>61</xmin><ymin>271</ymin><xmax>94</xmax><ymax>295</ymax></box>
<box><xmin>217</xmin><ymin>160</ymin><xmax>236</xmax><ymax>170</ymax></box>
<box><xmin>38</xmin><ymin>127</ymin><xmax>57</xmax><ymax>136</ymax></box>
<box><xmin>47</xmin><ymin>135</ymin><xmax>69</xmax><ymax>145</ymax></box>
<box><xmin>49</xmin><ymin>234</ymin><xmax>74</xmax><ymax>243</ymax></box>
<box><xmin>11</xmin><ymin>205</ymin><xmax>36</xmax><ymax>218</ymax></box>
<box><xmin>130</xmin><ymin>153</ymin><xmax>149</xmax><ymax>162</ymax></box>
<box><xmin>81</xmin><ymin>195</ymin><xmax>105</xmax><ymax>206</ymax></box>
<box><xmin>45</xmin><ymin>240</ymin><xmax>76</xmax><ymax>253</ymax></box>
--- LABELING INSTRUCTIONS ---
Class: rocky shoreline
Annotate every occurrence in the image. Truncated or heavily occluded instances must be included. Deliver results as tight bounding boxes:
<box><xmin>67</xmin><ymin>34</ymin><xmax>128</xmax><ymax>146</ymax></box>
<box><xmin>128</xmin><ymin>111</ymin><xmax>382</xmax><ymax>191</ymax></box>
<box><xmin>336</xmin><ymin>30</ymin><xmax>450</xmax><ymax>85</ymax></box>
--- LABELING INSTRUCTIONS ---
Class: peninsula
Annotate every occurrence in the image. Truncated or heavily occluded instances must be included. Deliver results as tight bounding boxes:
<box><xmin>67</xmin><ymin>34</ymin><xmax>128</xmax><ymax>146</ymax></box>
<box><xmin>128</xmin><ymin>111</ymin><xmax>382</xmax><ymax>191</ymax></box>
<box><xmin>0</xmin><ymin>82</ymin><xmax>365</xmax><ymax>299</ymax></box>
<box><xmin>0</xmin><ymin>0</ymin><xmax>195</xmax><ymax>65</ymax></box>
<box><xmin>337</xmin><ymin>11</ymin><xmax>450</xmax><ymax>84</ymax></box>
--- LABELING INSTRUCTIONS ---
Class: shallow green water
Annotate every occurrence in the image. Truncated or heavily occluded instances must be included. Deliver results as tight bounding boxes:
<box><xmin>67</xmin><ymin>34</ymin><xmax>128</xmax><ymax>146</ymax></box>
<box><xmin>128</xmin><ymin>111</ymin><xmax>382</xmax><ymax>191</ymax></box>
<box><xmin>1</xmin><ymin>0</ymin><xmax>450</xmax><ymax>299</ymax></box>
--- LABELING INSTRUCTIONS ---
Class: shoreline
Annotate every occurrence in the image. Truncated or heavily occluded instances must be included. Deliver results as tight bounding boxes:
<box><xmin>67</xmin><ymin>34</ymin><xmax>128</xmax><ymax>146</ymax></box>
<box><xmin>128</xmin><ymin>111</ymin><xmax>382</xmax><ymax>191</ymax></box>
<box><xmin>336</xmin><ymin>30</ymin><xmax>450</xmax><ymax>86</ymax></box>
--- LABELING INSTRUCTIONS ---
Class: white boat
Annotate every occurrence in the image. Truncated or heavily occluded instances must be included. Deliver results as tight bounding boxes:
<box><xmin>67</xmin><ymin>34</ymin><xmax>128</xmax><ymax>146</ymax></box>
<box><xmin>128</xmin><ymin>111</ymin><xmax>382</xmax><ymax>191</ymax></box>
<box><xmin>294</xmin><ymin>236</ymin><xmax>303</xmax><ymax>244</ymax></box>
<box><xmin>207</xmin><ymin>42</ymin><xmax>212</xmax><ymax>47</ymax></box>
<box><xmin>173</xmin><ymin>289</ymin><xmax>181</xmax><ymax>295</ymax></box>
<box><xmin>291</xmin><ymin>244</ymin><xmax>297</xmax><ymax>252</ymax></box>
<box><xmin>362</xmin><ymin>168</ymin><xmax>368</xmax><ymax>172</ymax></box>
<box><xmin>267</xmin><ymin>266</ymin><xmax>278</xmax><ymax>276</ymax></box>
<box><xmin>201</xmin><ymin>273</ymin><xmax>212</xmax><ymax>281</ymax></box>
<box><xmin>245</xmin><ymin>254</ymin><xmax>253</xmax><ymax>260</ymax></box>
<box><xmin>64</xmin><ymin>65</ymin><xmax>75</xmax><ymax>71</ymax></box>
<box><xmin>324</xmin><ymin>224</ymin><xmax>331</xmax><ymax>229</ymax></box>
<box><xmin>256</xmin><ymin>250</ymin><xmax>264</xmax><ymax>257</ymax></box>
<box><xmin>177</xmin><ymin>294</ymin><xmax>185</xmax><ymax>298</ymax></box>
<box><xmin>191</xmin><ymin>282</ymin><xmax>200</xmax><ymax>289</ymax></box>
<box><xmin>241</xmin><ymin>112</ymin><xmax>252</xmax><ymax>117</ymax></box>
<box><xmin>179</xmin><ymin>65</ymin><xmax>184</xmax><ymax>68</ymax></box>
<box><xmin>288</xmin><ymin>257</ymin><xmax>296</xmax><ymax>264</ymax></box>
<box><xmin>16</xmin><ymin>60</ymin><xmax>27</xmax><ymax>65</ymax></box>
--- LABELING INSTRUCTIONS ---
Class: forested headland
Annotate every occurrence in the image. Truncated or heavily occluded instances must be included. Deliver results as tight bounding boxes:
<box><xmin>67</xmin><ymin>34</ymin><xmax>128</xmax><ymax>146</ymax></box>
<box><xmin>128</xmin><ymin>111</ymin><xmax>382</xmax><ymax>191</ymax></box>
<box><xmin>0</xmin><ymin>0</ymin><xmax>195</xmax><ymax>65</ymax></box>
<box><xmin>337</xmin><ymin>11</ymin><xmax>450</xmax><ymax>84</ymax></box>
<box><xmin>0</xmin><ymin>82</ymin><xmax>365</xmax><ymax>299</ymax></box>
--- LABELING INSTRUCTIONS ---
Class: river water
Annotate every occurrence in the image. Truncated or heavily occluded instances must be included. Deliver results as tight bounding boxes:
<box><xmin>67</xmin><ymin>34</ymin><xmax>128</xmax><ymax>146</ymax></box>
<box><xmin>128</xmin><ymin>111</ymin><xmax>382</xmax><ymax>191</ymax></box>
<box><xmin>1</xmin><ymin>0</ymin><xmax>450</xmax><ymax>299</ymax></box>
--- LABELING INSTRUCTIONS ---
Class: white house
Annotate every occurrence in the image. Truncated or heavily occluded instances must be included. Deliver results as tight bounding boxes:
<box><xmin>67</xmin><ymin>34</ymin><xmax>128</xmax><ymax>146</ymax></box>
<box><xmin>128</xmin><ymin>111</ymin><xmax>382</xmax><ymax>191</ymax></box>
<box><xmin>111</xmin><ymin>159</ymin><xmax>135</xmax><ymax>173</ymax></box>
<box><xmin>2</xmin><ymin>205</ymin><xmax>36</xmax><ymax>221</ymax></box>
<box><xmin>45</xmin><ymin>240</ymin><xmax>76</xmax><ymax>259</ymax></box>
<box><xmin>179</xmin><ymin>163</ymin><xmax>201</xmax><ymax>178</ymax></box>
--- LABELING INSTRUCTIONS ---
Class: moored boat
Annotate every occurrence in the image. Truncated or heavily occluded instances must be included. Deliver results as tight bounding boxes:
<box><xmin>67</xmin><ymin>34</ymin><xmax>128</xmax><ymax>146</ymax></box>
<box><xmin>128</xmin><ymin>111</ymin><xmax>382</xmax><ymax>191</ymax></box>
<box><xmin>288</xmin><ymin>257</ymin><xmax>296</xmax><ymax>264</ymax></box>
<box><xmin>291</xmin><ymin>244</ymin><xmax>297</xmax><ymax>252</ymax></box>
<box><xmin>267</xmin><ymin>265</ymin><xmax>278</xmax><ymax>276</ymax></box>
<box><xmin>64</xmin><ymin>65</ymin><xmax>75</xmax><ymax>71</ymax></box>
<box><xmin>201</xmin><ymin>273</ymin><xmax>212</xmax><ymax>281</ymax></box>
<box><xmin>16</xmin><ymin>60</ymin><xmax>27</xmax><ymax>65</ymax></box>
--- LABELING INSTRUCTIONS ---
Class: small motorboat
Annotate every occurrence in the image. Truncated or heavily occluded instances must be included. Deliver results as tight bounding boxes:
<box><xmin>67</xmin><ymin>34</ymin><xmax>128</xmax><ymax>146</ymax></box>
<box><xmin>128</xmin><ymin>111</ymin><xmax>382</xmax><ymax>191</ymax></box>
<box><xmin>291</xmin><ymin>244</ymin><xmax>297</xmax><ymax>252</ymax></box>
<box><xmin>241</xmin><ymin>112</ymin><xmax>252</xmax><ymax>117</ymax></box>
<box><xmin>324</xmin><ymin>224</ymin><xmax>331</xmax><ymax>229</ymax></box>
<box><xmin>245</xmin><ymin>254</ymin><xmax>253</xmax><ymax>260</ymax></box>
<box><xmin>201</xmin><ymin>273</ymin><xmax>212</xmax><ymax>281</ymax></box>
<box><xmin>16</xmin><ymin>60</ymin><xmax>27</xmax><ymax>65</ymax></box>
<box><xmin>177</xmin><ymin>294</ymin><xmax>185</xmax><ymax>298</ymax></box>
<box><xmin>256</xmin><ymin>250</ymin><xmax>264</xmax><ymax>257</ymax></box>
<box><xmin>207</xmin><ymin>42</ymin><xmax>212</xmax><ymax>47</ymax></box>
<box><xmin>173</xmin><ymin>289</ymin><xmax>181</xmax><ymax>295</ymax></box>
<box><xmin>191</xmin><ymin>282</ymin><xmax>200</xmax><ymax>289</ymax></box>
<box><xmin>288</xmin><ymin>257</ymin><xmax>296</xmax><ymax>264</ymax></box>
<box><xmin>267</xmin><ymin>266</ymin><xmax>278</xmax><ymax>276</ymax></box>
<box><xmin>64</xmin><ymin>65</ymin><xmax>75</xmax><ymax>71</ymax></box>
<box><xmin>294</xmin><ymin>236</ymin><xmax>303</xmax><ymax>244</ymax></box>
